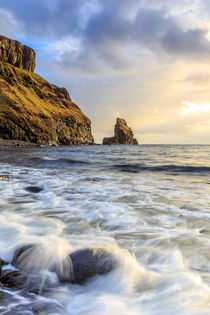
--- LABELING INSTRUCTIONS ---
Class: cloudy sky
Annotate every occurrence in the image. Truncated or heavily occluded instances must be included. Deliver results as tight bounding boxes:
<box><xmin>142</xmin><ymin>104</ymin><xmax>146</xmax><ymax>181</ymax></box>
<box><xmin>1</xmin><ymin>0</ymin><xmax>210</xmax><ymax>143</ymax></box>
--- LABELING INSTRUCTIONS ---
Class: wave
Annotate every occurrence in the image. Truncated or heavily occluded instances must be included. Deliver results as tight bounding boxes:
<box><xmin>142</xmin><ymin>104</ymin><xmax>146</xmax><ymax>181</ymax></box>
<box><xmin>113</xmin><ymin>164</ymin><xmax>210</xmax><ymax>174</ymax></box>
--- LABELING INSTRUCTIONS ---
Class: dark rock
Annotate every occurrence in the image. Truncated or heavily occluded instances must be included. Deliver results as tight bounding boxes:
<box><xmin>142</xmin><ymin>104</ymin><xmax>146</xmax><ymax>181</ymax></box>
<box><xmin>0</xmin><ymin>257</ymin><xmax>8</xmax><ymax>276</ymax></box>
<box><xmin>103</xmin><ymin>118</ymin><xmax>138</xmax><ymax>145</ymax></box>
<box><xmin>0</xmin><ymin>291</ymin><xmax>25</xmax><ymax>313</ymax></box>
<box><xmin>0</xmin><ymin>35</ymin><xmax>35</xmax><ymax>72</ymax></box>
<box><xmin>0</xmin><ymin>269</ymin><xmax>28</xmax><ymax>289</ymax></box>
<box><xmin>12</xmin><ymin>244</ymin><xmax>36</xmax><ymax>269</ymax></box>
<box><xmin>57</xmin><ymin>248</ymin><xmax>116</xmax><ymax>284</ymax></box>
<box><xmin>25</xmin><ymin>186</ymin><xmax>43</xmax><ymax>193</ymax></box>
<box><xmin>3</xmin><ymin>305</ymin><xmax>33</xmax><ymax>315</ymax></box>
<box><xmin>31</xmin><ymin>301</ymin><xmax>66</xmax><ymax>315</ymax></box>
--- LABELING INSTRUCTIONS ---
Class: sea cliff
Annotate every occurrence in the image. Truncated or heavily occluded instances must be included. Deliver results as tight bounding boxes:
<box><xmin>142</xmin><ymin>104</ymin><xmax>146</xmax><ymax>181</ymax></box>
<box><xmin>0</xmin><ymin>35</ymin><xmax>94</xmax><ymax>145</ymax></box>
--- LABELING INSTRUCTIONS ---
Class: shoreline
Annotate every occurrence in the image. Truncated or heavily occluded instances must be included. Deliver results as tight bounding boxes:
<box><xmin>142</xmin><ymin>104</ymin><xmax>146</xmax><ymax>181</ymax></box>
<box><xmin>0</xmin><ymin>140</ymin><xmax>41</xmax><ymax>149</ymax></box>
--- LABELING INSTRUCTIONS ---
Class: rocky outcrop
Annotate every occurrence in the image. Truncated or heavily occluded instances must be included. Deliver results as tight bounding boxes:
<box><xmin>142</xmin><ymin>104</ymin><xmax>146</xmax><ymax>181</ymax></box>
<box><xmin>103</xmin><ymin>118</ymin><xmax>138</xmax><ymax>145</ymax></box>
<box><xmin>0</xmin><ymin>35</ymin><xmax>35</xmax><ymax>72</ymax></box>
<box><xmin>10</xmin><ymin>244</ymin><xmax>116</xmax><ymax>285</ymax></box>
<box><xmin>0</xmin><ymin>35</ymin><xmax>94</xmax><ymax>145</ymax></box>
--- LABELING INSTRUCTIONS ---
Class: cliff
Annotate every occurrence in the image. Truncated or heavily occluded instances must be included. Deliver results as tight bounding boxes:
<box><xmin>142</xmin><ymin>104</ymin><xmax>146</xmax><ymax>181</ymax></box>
<box><xmin>0</xmin><ymin>35</ymin><xmax>35</xmax><ymax>72</ymax></box>
<box><xmin>103</xmin><ymin>118</ymin><xmax>138</xmax><ymax>145</ymax></box>
<box><xmin>0</xmin><ymin>36</ymin><xmax>94</xmax><ymax>145</ymax></box>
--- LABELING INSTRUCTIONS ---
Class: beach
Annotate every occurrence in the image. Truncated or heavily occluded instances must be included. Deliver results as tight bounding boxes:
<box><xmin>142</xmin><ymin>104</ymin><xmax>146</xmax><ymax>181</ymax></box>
<box><xmin>0</xmin><ymin>144</ymin><xmax>209</xmax><ymax>314</ymax></box>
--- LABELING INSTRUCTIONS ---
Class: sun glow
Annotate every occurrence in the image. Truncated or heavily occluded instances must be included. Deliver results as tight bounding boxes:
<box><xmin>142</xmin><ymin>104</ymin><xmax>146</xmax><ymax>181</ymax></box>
<box><xmin>181</xmin><ymin>101</ymin><xmax>210</xmax><ymax>116</ymax></box>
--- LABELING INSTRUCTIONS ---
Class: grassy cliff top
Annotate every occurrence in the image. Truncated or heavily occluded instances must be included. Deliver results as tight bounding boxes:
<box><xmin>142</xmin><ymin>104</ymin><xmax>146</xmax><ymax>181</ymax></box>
<box><xmin>0</xmin><ymin>61</ymin><xmax>89</xmax><ymax>124</ymax></box>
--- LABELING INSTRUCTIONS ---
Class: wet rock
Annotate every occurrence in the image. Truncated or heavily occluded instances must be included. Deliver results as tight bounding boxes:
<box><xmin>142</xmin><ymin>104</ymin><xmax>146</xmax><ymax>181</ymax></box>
<box><xmin>25</xmin><ymin>186</ymin><xmax>44</xmax><ymax>193</ymax></box>
<box><xmin>0</xmin><ymin>175</ymin><xmax>12</xmax><ymax>180</ymax></box>
<box><xmin>57</xmin><ymin>248</ymin><xmax>116</xmax><ymax>284</ymax></box>
<box><xmin>0</xmin><ymin>257</ymin><xmax>7</xmax><ymax>276</ymax></box>
<box><xmin>0</xmin><ymin>291</ymin><xmax>25</xmax><ymax>313</ymax></box>
<box><xmin>12</xmin><ymin>244</ymin><xmax>36</xmax><ymax>268</ymax></box>
<box><xmin>31</xmin><ymin>301</ymin><xmax>66</xmax><ymax>315</ymax></box>
<box><xmin>3</xmin><ymin>305</ymin><xmax>33</xmax><ymax>315</ymax></box>
<box><xmin>0</xmin><ymin>269</ymin><xmax>28</xmax><ymax>289</ymax></box>
<box><xmin>103</xmin><ymin>118</ymin><xmax>138</xmax><ymax>145</ymax></box>
<box><xmin>0</xmin><ymin>35</ymin><xmax>35</xmax><ymax>72</ymax></box>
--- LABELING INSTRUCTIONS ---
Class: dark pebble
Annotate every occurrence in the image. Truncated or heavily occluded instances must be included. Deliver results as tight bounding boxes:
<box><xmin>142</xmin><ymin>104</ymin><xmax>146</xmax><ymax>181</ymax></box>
<box><xmin>25</xmin><ymin>186</ymin><xmax>43</xmax><ymax>193</ymax></box>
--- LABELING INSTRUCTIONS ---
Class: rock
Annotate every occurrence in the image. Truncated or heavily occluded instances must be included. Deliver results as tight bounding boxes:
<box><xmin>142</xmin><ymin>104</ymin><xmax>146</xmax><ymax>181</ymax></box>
<box><xmin>0</xmin><ymin>35</ymin><xmax>35</xmax><ymax>72</ymax></box>
<box><xmin>0</xmin><ymin>269</ymin><xmax>28</xmax><ymax>289</ymax></box>
<box><xmin>0</xmin><ymin>35</ymin><xmax>94</xmax><ymax>146</ymax></box>
<box><xmin>3</xmin><ymin>305</ymin><xmax>33</xmax><ymax>315</ymax></box>
<box><xmin>0</xmin><ymin>175</ymin><xmax>12</xmax><ymax>180</ymax></box>
<box><xmin>103</xmin><ymin>118</ymin><xmax>138</xmax><ymax>145</ymax></box>
<box><xmin>31</xmin><ymin>301</ymin><xmax>66</xmax><ymax>315</ymax></box>
<box><xmin>57</xmin><ymin>248</ymin><xmax>116</xmax><ymax>284</ymax></box>
<box><xmin>12</xmin><ymin>244</ymin><xmax>36</xmax><ymax>269</ymax></box>
<box><xmin>25</xmin><ymin>186</ymin><xmax>43</xmax><ymax>193</ymax></box>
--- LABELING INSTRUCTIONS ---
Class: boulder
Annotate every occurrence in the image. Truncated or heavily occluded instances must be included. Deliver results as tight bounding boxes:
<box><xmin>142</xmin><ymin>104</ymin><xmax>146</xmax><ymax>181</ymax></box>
<box><xmin>11</xmin><ymin>245</ymin><xmax>116</xmax><ymax>286</ymax></box>
<box><xmin>0</xmin><ymin>35</ymin><xmax>35</xmax><ymax>72</ymax></box>
<box><xmin>56</xmin><ymin>248</ymin><xmax>116</xmax><ymax>284</ymax></box>
<box><xmin>12</xmin><ymin>244</ymin><xmax>36</xmax><ymax>269</ymax></box>
<box><xmin>103</xmin><ymin>118</ymin><xmax>138</xmax><ymax>145</ymax></box>
<box><xmin>0</xmin><ymin>269</ymin><xmax>28</xmax><ymax>289</ymax></box>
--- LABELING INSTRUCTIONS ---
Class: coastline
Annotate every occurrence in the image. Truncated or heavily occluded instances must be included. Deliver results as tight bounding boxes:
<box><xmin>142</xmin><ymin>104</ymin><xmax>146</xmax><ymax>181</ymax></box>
<box><xmin>0</xmin><ymin>140</ymin><xmax>40</xmax><ymax>149</ymax></box>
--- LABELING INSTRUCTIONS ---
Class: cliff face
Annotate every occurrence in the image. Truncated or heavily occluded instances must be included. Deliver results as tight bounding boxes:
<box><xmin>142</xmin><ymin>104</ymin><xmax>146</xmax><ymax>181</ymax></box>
<box><xmin>0</xmin><ymin>35</ymin><xmax>35</xmax><ymax>72</ymax></box>
<box><xmin>0</xmin><ymin>36</ymin><xmax>94</xmax><ymax>145</ymax></box>
<box><xmin>103</xmin><ymin>118</ymin><xmax>138</xmax><ymax>145</ymax></box>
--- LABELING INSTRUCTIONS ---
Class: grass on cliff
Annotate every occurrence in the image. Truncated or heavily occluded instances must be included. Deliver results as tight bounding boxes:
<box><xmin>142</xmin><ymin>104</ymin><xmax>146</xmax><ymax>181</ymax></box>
<box><xmin>0</xmin><ymin>61</ymin><xmax>87</xmax><ymax>124</ymax></box>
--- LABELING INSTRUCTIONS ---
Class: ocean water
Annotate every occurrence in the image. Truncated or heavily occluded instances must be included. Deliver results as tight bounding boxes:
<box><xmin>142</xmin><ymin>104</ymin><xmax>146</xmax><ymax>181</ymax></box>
<box><xmin>0</xmin><ymin>144</ymin><xmax>209</xmax><ymax>315</ymax></box>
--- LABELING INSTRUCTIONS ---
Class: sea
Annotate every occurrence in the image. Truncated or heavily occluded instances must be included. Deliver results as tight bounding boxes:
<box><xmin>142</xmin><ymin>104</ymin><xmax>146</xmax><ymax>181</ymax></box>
<box><xmin>0</xmin><ymin>144</ymin><xmax>209</xmax><ymax>315</ymax></box>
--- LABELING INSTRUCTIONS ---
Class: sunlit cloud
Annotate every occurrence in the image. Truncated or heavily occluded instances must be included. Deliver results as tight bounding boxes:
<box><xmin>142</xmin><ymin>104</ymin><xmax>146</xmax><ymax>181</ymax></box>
<box><xmin>181</xmin><ymin>101</ymin><xmax>210</xmax><ymax>116</ymax></box>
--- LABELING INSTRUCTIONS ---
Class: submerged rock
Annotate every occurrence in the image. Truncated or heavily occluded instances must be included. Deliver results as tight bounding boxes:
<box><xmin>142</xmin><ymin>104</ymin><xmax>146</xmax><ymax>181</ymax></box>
<box><xmin>0</xmin><ymin>35</ymin><xmax>94</xmax><ymax>145</ymax></box>
<box><xmin>57</xmin><ymin>248</ymin><xmax>116</xmax><ymax>284</ymax></box>
<box><xmin>0</xmin><ymin>269</ymin><xmax>28</xmax><ymax>289</ymax></box>
<box><xmin>103</xmin><ymin>118</ymin><xmax>138</xmax><ymax>145</ymax></box>
<box><xmin>25</xmin><ymin>186</ymin><xmax>43</xmax><ymax>193</ymax></box>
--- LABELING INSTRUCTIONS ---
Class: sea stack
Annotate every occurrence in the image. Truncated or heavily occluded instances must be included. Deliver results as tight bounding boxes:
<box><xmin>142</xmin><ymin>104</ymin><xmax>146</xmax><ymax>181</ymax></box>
<box><xmin>103</xmin><ymin>118</ymin><xmax>138</xmax><ymax>145</ymax></box>
<box><xmin>0</xmin><ymin>35</ymin><xmax>94</xmax><ymax>145</ymax></box>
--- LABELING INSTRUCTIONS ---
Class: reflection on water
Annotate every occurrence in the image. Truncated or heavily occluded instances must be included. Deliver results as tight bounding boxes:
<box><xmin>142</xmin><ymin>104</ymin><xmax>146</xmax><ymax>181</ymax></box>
<box><xmin>0</xmin><ymin>145</ymin><xmax>209</xmax><ymax>314</ymax></box>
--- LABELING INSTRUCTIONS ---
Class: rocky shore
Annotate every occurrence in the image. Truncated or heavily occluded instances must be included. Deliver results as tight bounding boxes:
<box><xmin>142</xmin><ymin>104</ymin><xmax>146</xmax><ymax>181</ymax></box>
<box><xmin>0</xmin><ymin>244</ymin><xmax>116</xmax><ymax>290</ymax></box>
<box><xmin>0</xmin><ymin>140</ymin><xmax>40</xmax><ymax>148</ymax></box>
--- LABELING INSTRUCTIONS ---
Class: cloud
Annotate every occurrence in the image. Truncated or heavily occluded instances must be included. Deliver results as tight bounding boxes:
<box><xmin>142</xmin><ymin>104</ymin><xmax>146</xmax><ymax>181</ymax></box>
<box><xmin>0</xmin><ymin>8</ymin><xmax>18</xmax><ymax>37</ymax></box>
<box><xmin>1</xmin><ymin>0</ymin><xmax>210</xmax><ymax>74</ymax></box>
<box><xmin>0</xmin><ymin>0</ymin><xmax>85</xmax><ymax>38</ymax></box>
<box><xmin>133</xmin><ymin>8</ymin><xmax>210</xmax><ymax>59</ymax></box>
<box><xmin>1</xmin><ymin>0</ymin><xmax>210</xmax><ymax>143</ymax></box>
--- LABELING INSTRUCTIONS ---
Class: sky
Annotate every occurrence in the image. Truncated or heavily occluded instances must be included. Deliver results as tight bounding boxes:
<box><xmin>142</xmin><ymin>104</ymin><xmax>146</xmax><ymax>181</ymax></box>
<box><xmin>1</xmin><ymin>0</ymin><xmax>210</xmax><ymax>144</ymax></box>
